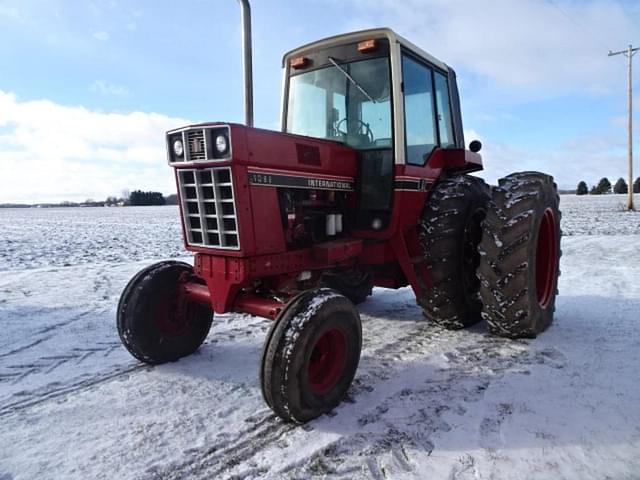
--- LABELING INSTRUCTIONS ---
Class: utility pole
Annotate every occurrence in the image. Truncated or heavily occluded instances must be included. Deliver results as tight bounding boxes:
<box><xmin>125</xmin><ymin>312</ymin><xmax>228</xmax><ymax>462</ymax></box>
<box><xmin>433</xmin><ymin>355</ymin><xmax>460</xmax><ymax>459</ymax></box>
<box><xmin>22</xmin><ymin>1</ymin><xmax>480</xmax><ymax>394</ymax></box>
<box><xmin>609</xmin><ymin>45</ymin><xmax>639</xmax><ymax>211</ymax></box>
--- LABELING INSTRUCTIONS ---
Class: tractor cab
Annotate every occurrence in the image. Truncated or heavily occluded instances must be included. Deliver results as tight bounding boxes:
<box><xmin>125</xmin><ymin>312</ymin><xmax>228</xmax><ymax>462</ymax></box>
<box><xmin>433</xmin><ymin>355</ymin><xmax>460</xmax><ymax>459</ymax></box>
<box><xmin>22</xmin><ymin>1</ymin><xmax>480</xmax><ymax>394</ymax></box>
<box><xmin>282</xmin><ymin>29</ymin><xmax>478</xmax><ymax>230</ymax></box>
<box><xmin>282</xmin><ymin>28</ymin><xmax>466</xmax><ymax>162</ymax></box>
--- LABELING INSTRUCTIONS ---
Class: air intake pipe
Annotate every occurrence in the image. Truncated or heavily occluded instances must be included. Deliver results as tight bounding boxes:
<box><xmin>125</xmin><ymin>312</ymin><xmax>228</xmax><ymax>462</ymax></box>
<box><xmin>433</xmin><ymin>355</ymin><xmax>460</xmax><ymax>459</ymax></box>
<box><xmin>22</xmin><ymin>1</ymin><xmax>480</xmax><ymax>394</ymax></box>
<box><xmin>236</xmin><ymin>0</ymin><xmax>254</xmax><ymax>127</ymax></box>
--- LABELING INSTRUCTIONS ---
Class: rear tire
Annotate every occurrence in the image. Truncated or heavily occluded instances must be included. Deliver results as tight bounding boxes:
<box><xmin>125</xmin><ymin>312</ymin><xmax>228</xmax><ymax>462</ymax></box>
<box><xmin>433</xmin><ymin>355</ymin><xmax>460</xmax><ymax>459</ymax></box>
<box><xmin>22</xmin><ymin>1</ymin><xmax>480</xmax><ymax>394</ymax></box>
<box><xmin>117</xmin><ymin>261</ymin><xmax>213</xmax><ymax>364</ymax></box>
<box><xmin>478</xmin><ymin>172</ymin><xmax>562</xmax><ymax>338</ymax></box>
<box><xmin>260</xmin><ymin>288</ymin><xmax>361</xmax><ymax>423</ymax></box>
<box><xmin>417</xmin><ymin>175</ymin><xmax>490</xmax><ymax>329</ymax></box>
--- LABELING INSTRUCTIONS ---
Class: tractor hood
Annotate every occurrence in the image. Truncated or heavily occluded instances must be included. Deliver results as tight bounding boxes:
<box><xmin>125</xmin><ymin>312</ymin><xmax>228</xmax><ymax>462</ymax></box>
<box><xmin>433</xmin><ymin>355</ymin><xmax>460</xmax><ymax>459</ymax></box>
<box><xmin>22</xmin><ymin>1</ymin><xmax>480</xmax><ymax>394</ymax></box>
<box><xmin>166</xmin><ymin>122</ymin><xmax>358</xmax><ymax>179</ymax></box>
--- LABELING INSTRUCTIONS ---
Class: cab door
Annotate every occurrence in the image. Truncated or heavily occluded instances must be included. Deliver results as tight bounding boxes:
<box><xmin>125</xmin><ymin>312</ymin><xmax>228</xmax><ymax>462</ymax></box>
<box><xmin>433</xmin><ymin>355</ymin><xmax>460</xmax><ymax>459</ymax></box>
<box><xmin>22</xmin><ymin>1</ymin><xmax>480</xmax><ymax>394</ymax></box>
<box><xmin>401</xmin><ymin>51</ymin><xmax>457</xmax><ymax>169</ymax></box>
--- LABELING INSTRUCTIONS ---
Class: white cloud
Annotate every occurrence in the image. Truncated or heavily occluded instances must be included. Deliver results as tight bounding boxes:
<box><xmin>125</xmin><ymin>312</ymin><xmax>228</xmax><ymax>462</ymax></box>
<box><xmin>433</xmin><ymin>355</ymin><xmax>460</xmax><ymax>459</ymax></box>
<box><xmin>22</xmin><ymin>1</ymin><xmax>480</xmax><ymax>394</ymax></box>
<box><xmin>92</xmin><ymin>31</ymin><xmax>110</xmax><ymax>41</ymax></box>
<box><xmin>0</xmin><ymin>90</ymin><xmax>190</xmax><ymax>203</ymax></box>
<box><xmin>344</xmin><ymin>0</ymin><xmax>638</xmax><ymax>94</ymax></box>
<box><xmin>90</xmin><ymin>80</ymin><xmax>130</xmax><ymax>97</ymax></box>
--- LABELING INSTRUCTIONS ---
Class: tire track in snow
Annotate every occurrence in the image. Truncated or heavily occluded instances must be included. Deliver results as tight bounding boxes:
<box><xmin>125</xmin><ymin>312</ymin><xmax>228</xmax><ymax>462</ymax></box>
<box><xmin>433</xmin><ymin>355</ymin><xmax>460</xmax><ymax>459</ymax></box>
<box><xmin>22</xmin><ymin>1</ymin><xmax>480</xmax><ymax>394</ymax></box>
<box><xmin>1</xmin><ymin>342</ymin><xmax>122</xmax><ymax>381</ymax></box>
<box><xmin>0</xmin><ymin>315</ymin><xmax>264</xmax><ymax>419</ymax></box>
<box><xmin>180</xmin><ymin>314</ymin><xmax>492</xmax><ymax>479</ymax></box>
<box><xmin>0</xmin><ymin>364</ymin><xmax>145</xmax><ymax>417</ymax></box>
<box><xmin>150</xmin><ymin>316</ymin><xmax>437</xmax><ymax>479</ymax></box>
<box><xmin>0</xmin><ymin>310</ymin><xmax>97</xmax><ymax>359</ymax></box>
<box><xmin>157</xmin><ymin>414</ymin><xmax>295</xmax><ymax>480</ymax></box>
<box><xmin>92</xmin><ymin>265</ymin><xmax>117</xmax><ymax>301</ymax></box>
<box><xmin>278</xmin><ymin>320</ymin><xmax>535</xmax><ymax>479</ymax></box>
<box><xmin>0</xmin><ymin>336</ymin><xmax>53</xmax><ymax>360</ymax></box>
<box><xmin>0</xmin><ymin>340</ymin><xmax>124</xmax><ymax>403</ymax></box>
<box><xmin>0</xmin><ymin>290</ymin><xmax>568</xmax><ymax>478</ymax></box>
<box><xmin>176</xmin><ymin>316</ymin><xmax>444</xmax><ymax>479</ymax></box>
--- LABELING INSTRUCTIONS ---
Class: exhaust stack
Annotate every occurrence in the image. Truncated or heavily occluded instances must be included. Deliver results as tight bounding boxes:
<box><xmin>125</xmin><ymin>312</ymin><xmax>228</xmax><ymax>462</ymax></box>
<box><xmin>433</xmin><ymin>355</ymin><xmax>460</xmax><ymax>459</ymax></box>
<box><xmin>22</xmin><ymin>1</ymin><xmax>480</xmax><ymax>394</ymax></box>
<box><xmin>236</xmin><ymin>0</ymin><xmax>254</xmax><ymax>127</ymax></box>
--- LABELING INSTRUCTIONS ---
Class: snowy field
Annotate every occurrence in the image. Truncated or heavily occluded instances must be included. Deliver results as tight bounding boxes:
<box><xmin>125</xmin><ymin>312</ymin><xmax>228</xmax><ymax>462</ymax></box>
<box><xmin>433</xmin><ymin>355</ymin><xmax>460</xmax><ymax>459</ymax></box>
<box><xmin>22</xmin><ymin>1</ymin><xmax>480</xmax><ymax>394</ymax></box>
<box><xmin>0</xmin><ymin>194</ymin><xmax>639</xmax><ymax>479</ymax></box>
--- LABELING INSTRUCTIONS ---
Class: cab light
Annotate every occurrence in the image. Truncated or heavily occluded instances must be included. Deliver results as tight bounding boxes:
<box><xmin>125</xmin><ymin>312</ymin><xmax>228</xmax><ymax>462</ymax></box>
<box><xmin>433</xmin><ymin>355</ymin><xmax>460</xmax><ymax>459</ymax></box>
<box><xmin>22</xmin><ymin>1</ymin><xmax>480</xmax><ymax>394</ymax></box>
<box><xmin>358</xmin><ymin>39</ymin><xmax>378</xmax><ymax>53</ymax></box>
<box><xmin>291</xmin><ymin>56</ymin><xmax>309</xmax><ymax>69</ymax></box>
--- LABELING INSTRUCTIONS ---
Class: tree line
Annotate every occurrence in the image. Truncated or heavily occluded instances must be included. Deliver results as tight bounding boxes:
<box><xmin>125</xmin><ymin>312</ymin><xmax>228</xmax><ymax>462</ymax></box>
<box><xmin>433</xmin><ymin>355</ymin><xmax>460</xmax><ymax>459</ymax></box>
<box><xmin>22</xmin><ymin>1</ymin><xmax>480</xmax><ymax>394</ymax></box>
<box><xmin>82</xmin><ymin>191</ymin><xmax>177</xmax><ymax>207</ymax></box>
<box><xmin>3</xmin><ymin>191</ymin><xmax>180</xmax><ymax>208</ymax></box>
<box><xmin>576</xmin><ymin>177</ymin><xmax>640</xmax><ymax>195</ymax></box>
<box><xmin>102</xmin><ymin>191</ymin><xmax>178</xmax><ymax>206</ymax></box>
<box><xmin>1</xmin><ymin>189</ymin><xmax>180</xmax><ymax>209</ymax></box>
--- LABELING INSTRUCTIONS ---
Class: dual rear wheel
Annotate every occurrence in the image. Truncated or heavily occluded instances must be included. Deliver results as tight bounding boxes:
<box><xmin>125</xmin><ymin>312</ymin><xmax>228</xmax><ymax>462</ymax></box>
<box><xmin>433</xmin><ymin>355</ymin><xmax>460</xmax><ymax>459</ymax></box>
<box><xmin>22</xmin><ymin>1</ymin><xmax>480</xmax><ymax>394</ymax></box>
<box><xmin>478</xmin><ymin>172</ymin><xmax>562</xmax><ymax>338</ymax></box>
<box><xmin>418</xmin><ymin>172</ymin><xmax>561</xmax><ymax>338</ymax></box>
<box><xmin>418</xmin><ymin>175</ymin><xmax>490</xmax><ymax>329</ymax></box>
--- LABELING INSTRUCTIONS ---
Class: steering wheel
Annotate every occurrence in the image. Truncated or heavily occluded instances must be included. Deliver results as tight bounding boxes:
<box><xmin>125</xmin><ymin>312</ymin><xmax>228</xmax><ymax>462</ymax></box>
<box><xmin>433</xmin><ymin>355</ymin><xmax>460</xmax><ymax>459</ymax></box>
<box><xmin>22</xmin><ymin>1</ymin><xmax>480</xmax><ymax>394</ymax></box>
<box><xmin>335</xmin><ymin>118</ymin><xmax>374</xmax><ymax>144</ymax></box>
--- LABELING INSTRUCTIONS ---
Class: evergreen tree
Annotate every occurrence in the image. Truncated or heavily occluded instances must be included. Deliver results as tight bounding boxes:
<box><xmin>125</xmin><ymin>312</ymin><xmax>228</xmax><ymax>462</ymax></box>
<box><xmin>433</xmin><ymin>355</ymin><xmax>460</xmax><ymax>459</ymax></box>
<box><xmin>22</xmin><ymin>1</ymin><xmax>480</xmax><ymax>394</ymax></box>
<box><xmin>589</xmin><ymin>185</ymin><xmax>598</xmax><ymax>195</ymax></box>
<box><xmin>576</xmin><ymin>181</ymin><xmax>588</xmax><ymax>195</ymax></box>
<box><xmin>613</xmin><ymin>178</ymin><xmax>628</xmax><ymax>194</ymax></box>
<box><xmin>634</xmin><ymin>177</ymin><xmax>640</xmax><ymax>194</ymax></box>
<box><xmin>129</xmin><ymin>190</ymin><xmax>166</xmax><ymax>206</ymax></box>
<box><xmin>595</xmin><ymin>177</ymin><xmax>611</xmax><ymax>194</ymax></box>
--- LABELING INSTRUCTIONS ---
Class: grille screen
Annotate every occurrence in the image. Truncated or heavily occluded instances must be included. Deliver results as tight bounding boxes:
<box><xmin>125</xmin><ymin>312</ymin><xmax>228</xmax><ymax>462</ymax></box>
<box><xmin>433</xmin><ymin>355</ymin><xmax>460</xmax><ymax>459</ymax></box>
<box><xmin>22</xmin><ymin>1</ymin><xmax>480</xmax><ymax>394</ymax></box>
<box><xmin>186</xmin><ymin>130</ymin><xmax>206</xmax><ymax>162</ymax></box>
<box><xmin>178</xmin><ymin>167</ymin><xmax>239</xmax><ymax>249</ymax></box>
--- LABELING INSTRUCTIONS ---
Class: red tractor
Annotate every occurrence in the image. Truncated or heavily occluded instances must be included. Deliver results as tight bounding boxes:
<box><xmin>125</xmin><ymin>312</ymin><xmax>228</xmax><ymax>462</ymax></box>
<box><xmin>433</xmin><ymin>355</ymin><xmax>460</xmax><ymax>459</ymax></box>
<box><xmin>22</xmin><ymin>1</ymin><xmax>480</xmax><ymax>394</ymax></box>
<box><xmin>117</xmin><ymin>1</ymin><xmax>561</xmax><ymax>423</ymax></box>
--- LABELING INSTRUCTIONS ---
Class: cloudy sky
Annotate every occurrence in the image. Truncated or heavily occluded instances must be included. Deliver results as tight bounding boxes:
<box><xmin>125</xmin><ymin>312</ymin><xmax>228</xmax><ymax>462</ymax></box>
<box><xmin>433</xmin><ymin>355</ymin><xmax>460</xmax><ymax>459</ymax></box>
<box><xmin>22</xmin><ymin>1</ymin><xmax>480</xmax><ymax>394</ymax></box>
<box><xmin>1</xmin><ymin>0</ymin><xmax>639</xmax><ymax>203</ymax></box>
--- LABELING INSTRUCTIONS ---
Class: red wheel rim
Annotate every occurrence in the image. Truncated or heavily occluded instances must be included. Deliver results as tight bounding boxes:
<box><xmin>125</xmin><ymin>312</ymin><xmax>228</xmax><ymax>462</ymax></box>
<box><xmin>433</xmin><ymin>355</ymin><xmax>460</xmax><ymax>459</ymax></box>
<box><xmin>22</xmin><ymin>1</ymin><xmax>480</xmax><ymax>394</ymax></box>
<box><xmin>155</xmin><ymin>289</ymin><xmax>190</xmax><ymax>336</ymax></box>
<box><xmin>536</xmin><ymin>208</ymin><xmax>558</xmax><ymax>308</ymax></box>
<box><xmin>307</xmin><ymin>328</ymin><xmax>347</xmax><ymax>395</ymax></box>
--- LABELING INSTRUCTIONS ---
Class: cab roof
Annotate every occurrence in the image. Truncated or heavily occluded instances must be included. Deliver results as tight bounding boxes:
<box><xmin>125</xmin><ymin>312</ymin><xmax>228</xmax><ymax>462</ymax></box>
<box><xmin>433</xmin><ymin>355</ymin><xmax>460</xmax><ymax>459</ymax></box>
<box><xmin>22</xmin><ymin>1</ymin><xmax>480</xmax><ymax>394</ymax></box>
<box><xmin>282</xmin><ymin>27</ymin><xmax>449</xmax><ymax>72</ymax></box>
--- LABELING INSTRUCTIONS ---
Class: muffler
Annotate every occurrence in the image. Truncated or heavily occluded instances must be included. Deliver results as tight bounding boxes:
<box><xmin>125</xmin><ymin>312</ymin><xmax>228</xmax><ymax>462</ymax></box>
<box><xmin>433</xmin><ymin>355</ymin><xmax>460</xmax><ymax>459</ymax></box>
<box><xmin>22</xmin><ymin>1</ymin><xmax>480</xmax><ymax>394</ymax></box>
<box><xmin>236</xmin><ymin>0</ymin><xmax>253</xmax><ymax>127</ymax></box>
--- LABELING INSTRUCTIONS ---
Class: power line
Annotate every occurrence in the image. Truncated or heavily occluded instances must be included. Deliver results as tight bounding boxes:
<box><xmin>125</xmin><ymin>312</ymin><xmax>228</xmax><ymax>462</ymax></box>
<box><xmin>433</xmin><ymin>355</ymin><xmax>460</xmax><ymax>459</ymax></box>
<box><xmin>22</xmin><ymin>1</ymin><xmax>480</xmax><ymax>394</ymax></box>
<box><xmin>547</xmin><ymin>0</ymin><xmax>613</xmax><ymax>52</ymax></box>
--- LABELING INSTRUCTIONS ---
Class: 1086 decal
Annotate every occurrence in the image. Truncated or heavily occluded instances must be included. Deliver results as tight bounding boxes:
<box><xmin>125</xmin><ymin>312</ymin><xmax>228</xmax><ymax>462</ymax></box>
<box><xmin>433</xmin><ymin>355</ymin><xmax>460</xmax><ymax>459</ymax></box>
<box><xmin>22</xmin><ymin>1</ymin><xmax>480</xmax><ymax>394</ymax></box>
<box><xmin>248</xmin><ymin>171</ymin><xmax>354</xmax><ymax>191</ymax></box>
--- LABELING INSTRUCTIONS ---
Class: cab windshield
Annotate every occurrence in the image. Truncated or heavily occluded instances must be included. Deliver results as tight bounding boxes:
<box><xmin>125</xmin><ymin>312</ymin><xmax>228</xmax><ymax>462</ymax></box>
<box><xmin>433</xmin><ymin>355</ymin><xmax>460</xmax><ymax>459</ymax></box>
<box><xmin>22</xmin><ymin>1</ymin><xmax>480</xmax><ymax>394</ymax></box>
<box><xmin>286</xmin><ymin>57</ymin><xmax>392</xmax><ymax>150</ymax></box>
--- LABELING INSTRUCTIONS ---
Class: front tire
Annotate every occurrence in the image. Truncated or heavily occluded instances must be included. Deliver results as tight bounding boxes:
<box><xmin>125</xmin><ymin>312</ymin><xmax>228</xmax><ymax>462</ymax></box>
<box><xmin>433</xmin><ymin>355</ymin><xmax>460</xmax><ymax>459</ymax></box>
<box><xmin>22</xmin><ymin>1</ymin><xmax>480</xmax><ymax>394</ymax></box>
<box><xmin>478</xmin><ymin>172</ymin><xmax>562</xmax><ymax>338</ymax></box>
<box><xmin>260</xmin><ymin>288</ymin><xmax>362</xmax><ymax>423</ymax></box>
<box><xmin>117</xmin><ymin>261</ymin><xmax>213</xmax><ymax>364</ymax></box>
<box><xmin>417</xmin><ymin>175</ymin><xmax>490</xmax><ymax>329</ymax></box>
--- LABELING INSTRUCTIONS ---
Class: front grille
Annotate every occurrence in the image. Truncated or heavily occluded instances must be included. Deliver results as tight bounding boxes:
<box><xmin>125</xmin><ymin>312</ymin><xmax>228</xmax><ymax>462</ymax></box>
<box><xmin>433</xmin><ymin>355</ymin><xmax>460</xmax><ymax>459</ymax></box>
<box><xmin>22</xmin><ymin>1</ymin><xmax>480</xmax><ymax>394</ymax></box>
<box><xmin>186</xmin><ymin>130</ymin><xmax>206</xmax><ymax>162</ymax></box>
<box><xmin>166</xmin><ymin>125</ymin><xmax>231</xmax><ymax>165</ymax></box>
<box><xmin>177</xmin><ymin>167</ymin><xmax>240</xmax><ymax>249</ymax></box>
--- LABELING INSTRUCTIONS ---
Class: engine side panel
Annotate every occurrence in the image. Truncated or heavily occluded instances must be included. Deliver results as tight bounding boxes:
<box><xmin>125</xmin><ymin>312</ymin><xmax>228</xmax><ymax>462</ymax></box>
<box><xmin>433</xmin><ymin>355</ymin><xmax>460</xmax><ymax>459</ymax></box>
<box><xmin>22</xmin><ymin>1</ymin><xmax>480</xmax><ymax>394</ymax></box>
<box><xmin>240</xmin><ymin>126</ymin><xmax>358</xmax><ymax>177</ymax></box>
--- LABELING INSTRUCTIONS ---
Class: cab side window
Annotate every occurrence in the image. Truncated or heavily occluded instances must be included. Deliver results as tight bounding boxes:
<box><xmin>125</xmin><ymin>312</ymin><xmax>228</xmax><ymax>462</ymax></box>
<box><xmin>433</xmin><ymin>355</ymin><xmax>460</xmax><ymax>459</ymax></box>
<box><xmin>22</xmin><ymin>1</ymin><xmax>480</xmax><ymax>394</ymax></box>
<box><xmin>434</xmin><ymin>72</ymin><xmax>455</xmax><ymax>148</ymax></box>
<box><xmin>402</xmin><ymin>54</ymin><xmax>437</xmax><ymax>165</ymax></box>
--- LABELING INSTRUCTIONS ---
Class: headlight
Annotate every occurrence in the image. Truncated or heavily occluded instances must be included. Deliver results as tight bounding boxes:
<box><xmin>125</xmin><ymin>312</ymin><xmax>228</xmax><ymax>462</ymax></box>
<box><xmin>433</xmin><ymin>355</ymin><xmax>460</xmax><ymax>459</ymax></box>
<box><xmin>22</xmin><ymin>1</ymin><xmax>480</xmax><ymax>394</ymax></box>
<box><xmin>215</xmin><ymin>134</ymin><xmax>228</xmax><ymax>154</ymax></box>
<box><xmin>173</xmin><ymin>139</ymin><xmax>184</xmax><ymax>157</ymax></box>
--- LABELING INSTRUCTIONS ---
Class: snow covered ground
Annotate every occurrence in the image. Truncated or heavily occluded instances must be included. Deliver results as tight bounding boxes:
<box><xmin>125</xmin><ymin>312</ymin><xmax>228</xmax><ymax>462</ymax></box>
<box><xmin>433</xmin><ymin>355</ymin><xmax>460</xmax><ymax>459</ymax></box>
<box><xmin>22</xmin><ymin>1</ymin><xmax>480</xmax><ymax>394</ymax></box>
<box><xmin>0</xmin><ymin>194</ymin><xmax>639</xmax><ymax>479</ymax></box>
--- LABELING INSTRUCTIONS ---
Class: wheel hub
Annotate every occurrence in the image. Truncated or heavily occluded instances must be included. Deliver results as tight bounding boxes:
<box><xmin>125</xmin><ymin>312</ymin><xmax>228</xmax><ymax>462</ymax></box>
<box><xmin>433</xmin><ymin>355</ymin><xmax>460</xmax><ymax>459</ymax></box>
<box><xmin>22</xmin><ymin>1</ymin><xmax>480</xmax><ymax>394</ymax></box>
<box><xmin>155</xmin><ymin>289</ymin><xmax>190</xmax><ymax>336</ymax></box>
<box><xmin>536</xmin><ymin>208</ymin><xmax>558</xmax><ymax>308</ymax></box>
<box><xmin>307</xmin><ymin>328</ymin><xmax>347</xmax><ymax>395</ymax></box>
